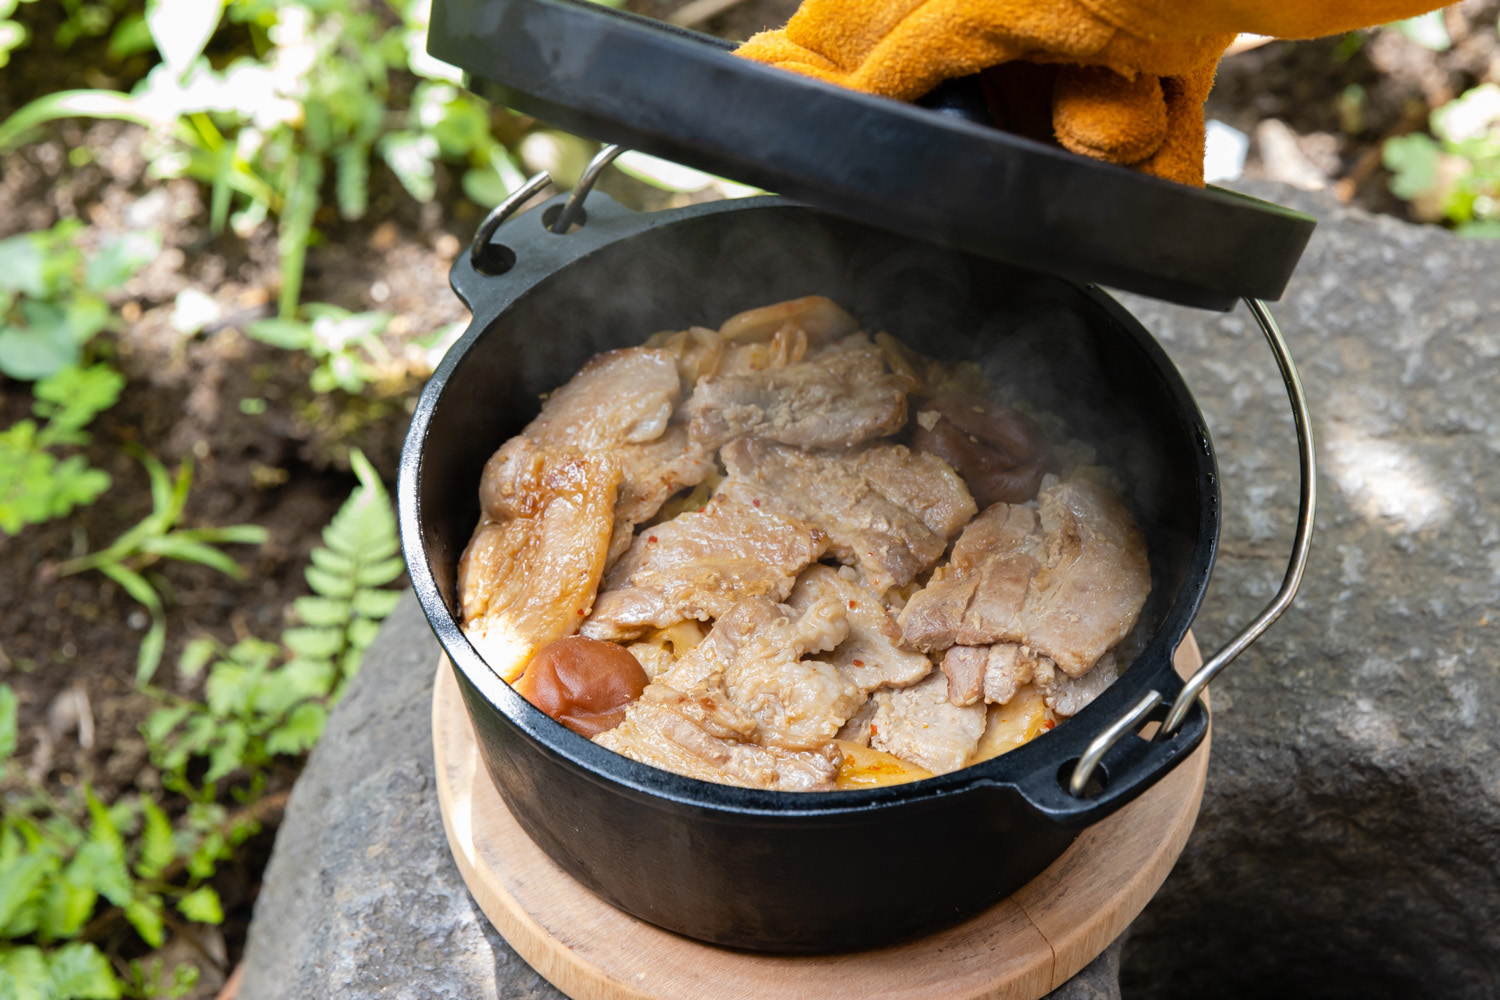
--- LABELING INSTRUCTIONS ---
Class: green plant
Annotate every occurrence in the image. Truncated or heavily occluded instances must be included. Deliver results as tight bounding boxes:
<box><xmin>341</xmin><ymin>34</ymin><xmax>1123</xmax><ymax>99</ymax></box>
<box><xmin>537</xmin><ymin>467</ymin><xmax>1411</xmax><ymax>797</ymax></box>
<box><xmin>56</xmin><ymin>451</ymin><xmax>268</xmax><ymax>684</ymax></box>
<box><xmin>246</xmin><ymin>304</ymin><xmax>396</xmax><ymax>395</ymax></box>
<box><xmin>0</xmin><ymin>0</ymin><xmax>35</xmax><ymax>67</ymax></box>
<box><xmin>0</xmin><ymin>0</ymin><xmax>528</xmax><ymax>317</ymax></box>
<box><xmin>144</xmin><ymin>448</ymin><xmax>402</xmax><ymax>787</ymax></box>
<box><xmin>0</xmin><ymin>219</ymin><xmax>158</xmax><ymax>380</ymax></box>
<box><xmin>1385</xmin><ymin>83</ymin><xmax>1500</xmax><ymax>233</ymax></box>
<box><xmin>0</xmin><ymin>685</ymin><xmax>206</xmax><ymax>1000</ymax></box>
<box><xmin>0</xmin><ymin>365</ymin><xmax>123</xmax><ymax>535</ymax></box>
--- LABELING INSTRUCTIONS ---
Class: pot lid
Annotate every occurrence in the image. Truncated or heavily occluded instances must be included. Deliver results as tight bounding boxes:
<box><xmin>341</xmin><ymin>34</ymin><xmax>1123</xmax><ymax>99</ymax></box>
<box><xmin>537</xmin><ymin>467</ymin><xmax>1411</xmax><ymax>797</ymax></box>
<box><xmin>427</xmin><ymin>0</ymin><xmax>1315</xmax><ymax>311</ymax></box>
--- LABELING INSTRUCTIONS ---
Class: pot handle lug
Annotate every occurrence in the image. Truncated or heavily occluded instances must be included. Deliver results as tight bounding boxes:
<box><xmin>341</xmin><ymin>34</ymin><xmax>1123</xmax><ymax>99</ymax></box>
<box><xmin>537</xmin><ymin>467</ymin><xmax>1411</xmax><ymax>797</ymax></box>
<box><xmin>468</xmin><ymin>144</ymin><xmax>624</xmax><ymax>272</ymax></box>
<box><xmin>1067</xmin><ymin>296</ymin><xmax>1317</xmax><ymax>799</ymax></box>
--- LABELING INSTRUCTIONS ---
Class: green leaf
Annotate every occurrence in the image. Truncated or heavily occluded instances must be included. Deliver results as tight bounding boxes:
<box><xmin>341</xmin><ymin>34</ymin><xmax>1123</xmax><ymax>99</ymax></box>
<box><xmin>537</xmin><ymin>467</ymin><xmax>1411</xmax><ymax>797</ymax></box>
<box><xmin>351</xmin><ymin>587</ymin><xmax>401</xmax><ymax>620</ymax></box>
<box><xmin>0</xmin><ymin>853</ymin><xmax>48</xmax><ymax>934</ymax></box>
<box><xmin>141</xmin><ymin>536</ymin><xmax>245</xmax><ymax>578</ymax></box>
<box><xmin>136</xmin><ymin>618</ymin><xmax>167</xmax><ymax>687</ymax></box>
<box><xmin>34</xmin><ymin>364</ymin><xmax>125</xmax><ymax>436</ymax></box>
<box><xmin>265</xmin><ymin>701</ymin><xmax>326</xmax><ymax>756</ymax></box>
<box><xmin>69</xmin><ymin>841</ymin><xmax>132</xmax><ymax>908</ymax></box>
<box><xmin>186</xmin><ymin>827</ymin><xmax>228</xmax><ymax>881</ymax></box>
<box><xmin>178</xmin><ymin>638</ymin><xmax>218</xmax><ymax>680</ymax></box>
<box><xmin>204</xmin><ymin>721</ymin><xmax>247</xmax><ymax>782</ymax></box>
<box><xmin>0</xmin><ymin>231</ymin><xmax>47</xmax><ymax>297</ymax></box>
<box><xmin>107</xmin><ymin>12</ymin><xmax>155</xmax><ymax>60</ymax></box>
<box><xmin>97</xmin><ymin>561</ymin><xmax>162</xmax><ymax>614</ymax></box>
<box><xmin>376</xmin><ymin>130</ymin><xmax>438</xmax><ymax>202</ymax></box>
<box><xmin>0</xmin><ymin>683</ymin><xmax>16</xmax><ymax>764</ymax></box>
<box><xmin>1384</xmin><ymin>132</ymin><xmax>1442</xmax><ymax>200</ymax></box>
<box><xmin>84</xmin><ymin>231</ymin><xmax>160</xmax><ymax>292</ymax></box>
<box><xmin>305</xmin><ymin>565</ymin><xmax>355</xmax><ymax>599</ymax></box>
<box><xmin>355</xmin><ymin>556</ymin><xmax>405</xmax><ymax>587</ymax></box>
<box><xmin>135</xmin><ymin>797</ymin><xmax>175</xmax><ymax>879</ymax></box>
<box><xmin>39</xmin><ymin>875</ymin><xmax>97</xmax><ymax>939</ymax></box>
<box><xmin>0</xmin><ymin>317</ymin><xmax>82</xmax><ymax>380</ymax></box>
<box><xmin>0</xmin><ymin>946</ymin><xmax>48</xmax><ymax>1000</ymax></box>
<box><xmin>293</xmin><ymin>595</ymin><xmax>351</xmax><ymax>627</ymax></box>
<box><xmin>45</xmin><ymin>941</ymin><xmax>122</xmax><ymax>999</ymax></box>
<box><xmin>308</xmin><ymin>545</ymin><xmax>356</xmax><ymax>574</ymax></box>
<box><xmin>204</xmin><ymin>662</ymin><xmax>253</xmax><ymax>718</ymax></box>
<box><xmin>175</xmin><ymin>885</ymin><xmax>223</xmax><ymax>925</ymax></box>
<box><xmin>282</xmin><ymin>626</ymin><xmax>342</xmax><ymax>660</ymax></box>
<box><xmin>347</xmin><ymin>617</ymin><xmax>381</xmax><ymax>653</ymax></box>
<box><xmin>143</xmin><ymin>704</ymin><xmax>191</xmax><ymax>744</ymax></box>
<box><xmin>245</xmin><ymin>318</ymin><xmax>314</xmax><ymax>351</ymax></box>
<box><xmin>124</xmin><ymin>896</ymin><xmax>167</xmax><ymax>948</ymax></box>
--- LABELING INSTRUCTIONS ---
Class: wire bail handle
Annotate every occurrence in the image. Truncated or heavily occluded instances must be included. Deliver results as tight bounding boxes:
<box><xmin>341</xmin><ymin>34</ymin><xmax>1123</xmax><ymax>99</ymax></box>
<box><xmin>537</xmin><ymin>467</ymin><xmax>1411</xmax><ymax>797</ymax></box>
<box><xmin>468</xmin><ymin>144</ymin><xmax>625</xmax><ymax>268</ymax></box>
<box><xmin>1068</xmin><ymin>296</ymin><xmax>1317</xmax><ymax>797</ymax></box>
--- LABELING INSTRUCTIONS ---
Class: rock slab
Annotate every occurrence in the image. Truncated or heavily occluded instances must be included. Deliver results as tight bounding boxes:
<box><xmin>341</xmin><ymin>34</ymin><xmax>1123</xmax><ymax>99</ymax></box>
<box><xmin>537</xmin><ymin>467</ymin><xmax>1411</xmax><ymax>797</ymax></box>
<box><xmin>1118</xmin><ymin>182</ymin><xmax>1500</xmax><ymax>998</ymax></box>
<box><xmin>237</xmin><ymin>593</ymin><xmax>1120</xmax><ymax>999</ymax></box>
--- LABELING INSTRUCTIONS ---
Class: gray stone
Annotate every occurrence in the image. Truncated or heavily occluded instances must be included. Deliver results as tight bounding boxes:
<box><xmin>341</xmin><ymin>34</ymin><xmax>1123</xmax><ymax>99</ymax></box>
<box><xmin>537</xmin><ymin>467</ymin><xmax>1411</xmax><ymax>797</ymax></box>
<box><xmin>1117</xmin><ymin>182</ymin><xmax>1500</xmax><ymax>998</ymax></box>
<box><xmin>236</xmin><ymin>592</ymin><xmax>1120</xmax><ymax>998</ymax></box>
<box><xmin>237</xmin><ymin>594</ymin><xmax>556</xmax><ymax>1000</ymax></box>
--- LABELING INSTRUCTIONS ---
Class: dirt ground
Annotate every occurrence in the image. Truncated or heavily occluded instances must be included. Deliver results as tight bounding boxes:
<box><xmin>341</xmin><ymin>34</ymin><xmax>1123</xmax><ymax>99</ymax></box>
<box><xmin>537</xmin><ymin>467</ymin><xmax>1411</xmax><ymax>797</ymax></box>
<box><xmin>3</xmin><ymin>0</ymin><xmax>1498</xmax><ymax>984</ymax></box>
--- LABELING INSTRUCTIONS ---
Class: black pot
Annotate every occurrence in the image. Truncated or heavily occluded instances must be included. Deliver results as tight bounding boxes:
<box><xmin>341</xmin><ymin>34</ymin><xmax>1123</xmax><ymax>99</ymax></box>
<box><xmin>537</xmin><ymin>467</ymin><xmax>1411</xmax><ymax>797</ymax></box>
<box><xmin>399</xmin><ymin>191</ymin><xmax>1218</xmax><ymax>952</ymax></box>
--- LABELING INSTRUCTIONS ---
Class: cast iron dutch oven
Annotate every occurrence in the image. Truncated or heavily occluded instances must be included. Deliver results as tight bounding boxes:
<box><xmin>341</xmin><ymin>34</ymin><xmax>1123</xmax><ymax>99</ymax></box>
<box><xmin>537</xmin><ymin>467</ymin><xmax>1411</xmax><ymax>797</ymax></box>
<box><xmin>399</xmin><ymin>0</ymin><xmax>1318</xmax><ymax>953</ymax></box>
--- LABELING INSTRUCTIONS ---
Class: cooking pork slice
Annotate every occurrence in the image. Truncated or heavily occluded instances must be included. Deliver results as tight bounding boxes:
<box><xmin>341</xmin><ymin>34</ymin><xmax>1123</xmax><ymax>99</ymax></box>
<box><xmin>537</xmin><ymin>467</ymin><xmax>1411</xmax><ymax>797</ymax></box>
<box><xmin>787</xmin><ymin>565</ymin><xmax>932</xmax><ymax>694</ymax></box>
<box><xmin>661</xmin><ymin>597</ymin><xmax>861</xmax><ymax>751</ymax></box>
<box><xmin>596</xmin><ymin>596</ymin><xmax>861</xmax><ymax>789</ymax></box>
<box><xmin>458</xmin><ymin>437</ymin><xmax>621</xmax><ymax>681</ymax></box>
<box><xmin>899</xmin><ymin>477</ymin><xmax>1151</xmax><ymax>677</ymax></box>
<box><xmin>686</xmin><ymin>333</ymin><xmax>909</xmax><ymax>450</ymax></box>
<box><xmin>722</xmin><ymin>438</ymin><xmax>976</xmax><ymax>593</ymax></box>
<box><xmin>513</xmin><ymin>346</ymin><xmax>715</xmax><ymax>565</ymax></box>
<box><xmin>581</xmin><ymin>494</ymin><xmax>825</xmax><ymax>642</ymax></box>
<box><xmin>1039</xmin><ymin>650</ymin><xmax>1119</xmax><ymax>717</ymax></box>
<box><xmin>869</xmin><ymin>672</ymin><xmax>986</xmax><ymax>774</ymax></box>
<box><xmin>596</xmin><ymin>688</ymin><xmax>840</xmax><ymax>791</ymax></box>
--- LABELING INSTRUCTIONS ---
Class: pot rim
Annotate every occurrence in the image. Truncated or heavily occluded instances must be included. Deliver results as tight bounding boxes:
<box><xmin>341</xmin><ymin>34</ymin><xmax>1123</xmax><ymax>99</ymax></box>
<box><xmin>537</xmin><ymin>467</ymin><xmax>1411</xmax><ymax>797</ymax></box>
<box><xmin>399</xmin><ymin>194</ymin><xmax>1220</xmax><ymax>820</ymax></box>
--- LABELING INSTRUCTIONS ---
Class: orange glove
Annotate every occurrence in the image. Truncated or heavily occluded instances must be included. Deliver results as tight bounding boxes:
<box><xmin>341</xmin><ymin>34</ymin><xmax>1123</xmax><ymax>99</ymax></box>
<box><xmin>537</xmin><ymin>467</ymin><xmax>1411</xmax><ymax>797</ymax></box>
<box><xmin>737</xmin><ymin>0</ymin><xmax>1449</xmax><ymax>185</ymax></box>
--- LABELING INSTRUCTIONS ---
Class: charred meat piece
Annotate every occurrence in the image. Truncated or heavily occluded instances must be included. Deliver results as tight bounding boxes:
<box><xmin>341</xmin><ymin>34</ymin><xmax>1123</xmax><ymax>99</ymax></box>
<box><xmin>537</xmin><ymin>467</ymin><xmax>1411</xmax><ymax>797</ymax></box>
<box><xmin>870</xmin><ymin>672</ymin><xmax>987</xmax><ymax>774</ymax></box>
<box><xmin>899</xmin><ymin>477</ymin><xmax>1151</xmax><ymax>677</ymax></box>
<box><xmin>787</xmin><ymin>565</ymin><xmax>933</xmax><ymax>694</ymax></box>
<box><xmin>912</xmin><ymin>395</ymin><xmax>1048</xmax><ymax>507</ymax></box>
<box><xmin>581</xmin><ymin>494</ymin><xmax>824</xmax><ymax>642</ymax></box>
<box><xmin>687</xmin><ymin>334</ymin><xmax>909</xmax><ymax>450</ymax></box>
<box><xmin>513</xmin><ymin>346</ymin><xmax>714</xmax><ymax>564</ymax></box>
<box><xmin>458</xmin><ymin>437</ymin><xmax>621</xmax><ymax>681</ymax></box>
<box><xmin>721</xmin><ymin>438</ymin><xmax>976</xmax><ymax>593</ymax></box>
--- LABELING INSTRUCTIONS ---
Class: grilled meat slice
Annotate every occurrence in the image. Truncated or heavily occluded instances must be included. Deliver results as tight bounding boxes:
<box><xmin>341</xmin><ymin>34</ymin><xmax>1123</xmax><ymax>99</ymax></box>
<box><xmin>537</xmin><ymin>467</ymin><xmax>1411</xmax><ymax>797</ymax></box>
<box><xmin>787</xmin><ymin>565</ymin><xmax>933</xmax><ymax>694</ymax></box>
<box><xmin>511</xmin><ymin>345</ymin><xmax>714</xmax><ymax>566</ymax></box>
<box><xmin>458</xmin><ymin>437</ymin><xmax>621</xmax><ymax>681</ymax></box>
<box><xmin>869</xmin><ymin>672</ymin><xmax>986</xmax><ymax>774</ymax></box>
<box><xmin>581</xmin><ymin>494</ymin><xmax>824</xmax><ymax>642</ymax></box>
<box><xmin>899</xmin><ymin>477</ymin><xmax>1150</xmax><ymax>677</ymax></box>
<box><xmin>722</xmin><ymin>437</ymin><xmax>976</xmax><ymax>593</ymax></box>
<box><xmin>687</xmin><ymin>334</ymin><xmax>908</xmax><ymax>450</ymax></box>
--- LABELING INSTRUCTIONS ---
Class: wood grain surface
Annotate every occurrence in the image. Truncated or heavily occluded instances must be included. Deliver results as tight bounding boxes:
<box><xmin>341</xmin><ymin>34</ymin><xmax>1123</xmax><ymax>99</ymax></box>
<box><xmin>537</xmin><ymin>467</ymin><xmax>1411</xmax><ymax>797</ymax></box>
<box><xmin>433</xmin><ymin>634</ymin><xmax>1208</xmax><ymax>1000</ymax></box>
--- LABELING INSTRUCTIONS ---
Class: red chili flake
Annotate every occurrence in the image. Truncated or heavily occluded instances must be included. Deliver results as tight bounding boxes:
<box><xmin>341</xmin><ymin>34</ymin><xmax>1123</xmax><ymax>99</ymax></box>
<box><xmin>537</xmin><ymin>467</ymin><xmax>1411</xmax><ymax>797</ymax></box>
<box><xmin>851</xmin><ymin>659</ymin><xmax>865</xmax><ymax>667</ymax></box>
<box><xmin>1042</xmin><ymin>719</ymin><xmax>1056</xmax><ymax>730</ymax></box>
<box><xmin>577</xmin><ymin>609</ymin><xmax>586</xmax><ymax>616</ymax></box>
<box><xmin>847</xmin><ymin>600</ymin><xmax>858</xmax><ymax>609</ymax></box>
<box><xmin>648</xmin><ymin>535</ymin><xmax>659</xmax><ymax>543</ymax></box>
<box><xmin>869</xmin><ymin>724</ymin><xmax>878</xmax><ymax>735</ymax></box>
<box><xmin>752</xmin><ymin>499</ymin><xmax>761</xmax><ymax>507</ymax></box>
<box><xmin>698</xmin><ymin>506</ymin><xmax>707</xmax><ymax>513</ymax></box>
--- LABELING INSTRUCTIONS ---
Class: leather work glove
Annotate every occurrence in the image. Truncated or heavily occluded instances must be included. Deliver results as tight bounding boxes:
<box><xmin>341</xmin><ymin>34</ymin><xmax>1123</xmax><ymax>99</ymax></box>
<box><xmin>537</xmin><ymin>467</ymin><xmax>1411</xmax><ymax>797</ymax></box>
<box><xmin>737</xmin><ymin>0</ymin><xmax>1450</xmax><ymax>185</ymax></box>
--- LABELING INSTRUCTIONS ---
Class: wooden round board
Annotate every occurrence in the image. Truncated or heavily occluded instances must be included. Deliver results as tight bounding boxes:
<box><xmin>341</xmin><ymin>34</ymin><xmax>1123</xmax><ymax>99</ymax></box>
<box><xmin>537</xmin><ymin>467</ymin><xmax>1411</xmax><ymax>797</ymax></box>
<box><xmin>433</xmin><ymin>634</ymin><xmax>1208</xmax><ymax>1000</ymax></box>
